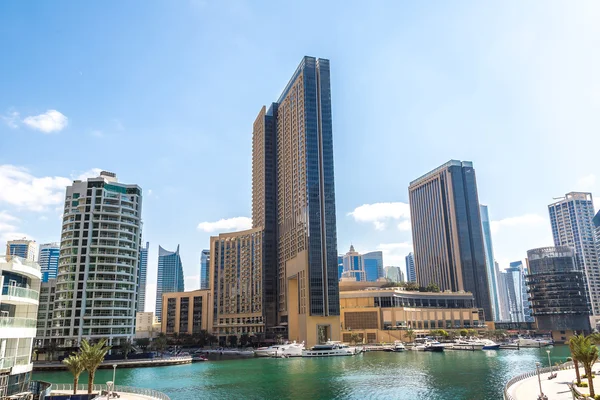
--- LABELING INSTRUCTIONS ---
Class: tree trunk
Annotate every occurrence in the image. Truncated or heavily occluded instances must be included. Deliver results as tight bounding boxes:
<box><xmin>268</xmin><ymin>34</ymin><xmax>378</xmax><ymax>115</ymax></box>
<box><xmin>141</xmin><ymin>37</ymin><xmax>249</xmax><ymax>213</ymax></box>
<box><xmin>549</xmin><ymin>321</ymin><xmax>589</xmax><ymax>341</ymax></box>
<box><xmin>88</xmin><ymin>370</ymin><xmax>95</xmax><ymax>394</ymax></box>
<box><xmin>73</xmin><ymin>376</ymin><xmax>78</xmax><ymax>395</ymax></box>
<box><xmin>575</xmin><ymin>360</ymin><xmax>581</xmax><ymax>385</ymax></box>
<box><xmin>588</xmin><ymin>365</ymin><xmax>595</xmax><ymax>398</ymax></box>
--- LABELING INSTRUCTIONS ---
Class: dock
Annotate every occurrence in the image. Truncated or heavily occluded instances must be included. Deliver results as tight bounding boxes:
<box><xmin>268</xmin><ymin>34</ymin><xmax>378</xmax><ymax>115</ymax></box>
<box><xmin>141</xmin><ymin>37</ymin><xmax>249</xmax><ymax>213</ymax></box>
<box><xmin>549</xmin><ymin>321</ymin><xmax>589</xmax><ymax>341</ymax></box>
<box><xmin>33</xmin><ymin>356</ymin><xmax>192</xmax><ymax>371</ymax></box>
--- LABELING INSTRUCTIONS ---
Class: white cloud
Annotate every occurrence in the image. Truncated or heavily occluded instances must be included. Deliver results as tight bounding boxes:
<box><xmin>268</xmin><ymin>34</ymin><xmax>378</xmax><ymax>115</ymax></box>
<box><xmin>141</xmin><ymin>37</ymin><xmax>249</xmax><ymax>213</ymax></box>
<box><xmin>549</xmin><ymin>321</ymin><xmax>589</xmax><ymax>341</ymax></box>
<box><xmin>0</xmin><ymin>165</ymin><xmax>71</xmax><ymax>211</ymax></box>
<box><xmin>197</xmin><ymin>216</ymin><xmax>252</xmax><ymax>233</ymax></box>
<box><xmin>348</xmin><ymin>202</ymin><xmax>411</xmax><ymax>231</ymax></box>
<box><xmin>376</xmin><ymin>242</ymin><xmax>413</xmax><ymax>267</ymax></box>
<box><xmin>1</xmin><ymin>111</ymin><xmax>20</xmax><ymax>129</ymax></box>
<box><xmin>22</xmin><ymin>110</ymin><xmax>68</xmax><ymax>133</ymax></box>
<box><xmin>577</xmin><ymin>174</ymin><xmax>596</xmax><ymax>190</ymax></box>
<box><xmin>0</xmin><ymin>211</ymin><xmax>29</xmax><ymax>249</ymax></box>
<box><xmin>490</xmin><ymin>214</ymin><xmax>546</xmax><ymax>235</ymax></box>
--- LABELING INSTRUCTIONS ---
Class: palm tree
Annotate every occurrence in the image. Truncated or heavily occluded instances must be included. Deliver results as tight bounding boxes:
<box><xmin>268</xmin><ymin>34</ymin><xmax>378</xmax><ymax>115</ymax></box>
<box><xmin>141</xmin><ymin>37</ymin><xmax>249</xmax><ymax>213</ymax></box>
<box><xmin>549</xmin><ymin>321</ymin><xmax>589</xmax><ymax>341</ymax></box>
<box><xmin>120</xmin><ymin>338</ymin><xmax>133</xmax><ymax>360</ymax></box>
<box><xmin>574</xmin><ymin>335</ymin><xmax>599</xmax><ymax>397</ymax></box>
<box><xmin>569</xmin><ymin>335</ymin><xmax>584</xmax><ymax>385</ymax></box>
<box><xmin>62</xmin><ymin>354</ymin><xmax>85</xmax><ymax>395</ymax></box>
<box><xmin>459</xmin><ymin>329</ymin><xmax>468</xmax><ymax>337</ymax></box>
<box><xmin>405</xmin><ymin>329</ymin><xmax>415</xmax><ymax>343</ymax></box>
<box><xmin>80</xmin><ymin>339</ymin><xmax>110</xmax><ymax>394</ymax></box>
<box><xmin>152</xmin><ymin>334</ymin><xmax>168</xmax><ymax>357</ymax></box>
<box><xmin>349</xmin><ymin>332</ymin><xmax>362</xmax><ymax>345</ymax></box>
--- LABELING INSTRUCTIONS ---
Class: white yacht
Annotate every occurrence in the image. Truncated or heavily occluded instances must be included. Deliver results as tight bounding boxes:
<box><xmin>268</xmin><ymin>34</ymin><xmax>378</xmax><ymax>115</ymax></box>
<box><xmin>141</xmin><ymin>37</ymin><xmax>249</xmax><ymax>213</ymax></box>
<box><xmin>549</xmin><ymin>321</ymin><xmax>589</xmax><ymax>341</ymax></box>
<box><xmin>389</xmin><ymin>341</ymin><xmax>406</xmax><ymax>352</ymax></box>
<box><xmin>411</xmin><ymin>339</ymin><xmax>444</xmax><ymax>352</ymax></box>
<box><xmin>513</xmin><ymin>337</ymin><xmax>553</xmax><ymax>348</ymax></box>
<box><xmin>254</xmin><ymin>341</ymin><xmax>305</xmax><ymax>358</ymax></box>
<box><xmin>453</xmin><ymin>338</ymin><xmax>500</xmax><ymax>350</ymax></box>
<box><xmin>302</xmin><ymin>341</ymin><xmax>361</xmax><ymax>357</ymax></box>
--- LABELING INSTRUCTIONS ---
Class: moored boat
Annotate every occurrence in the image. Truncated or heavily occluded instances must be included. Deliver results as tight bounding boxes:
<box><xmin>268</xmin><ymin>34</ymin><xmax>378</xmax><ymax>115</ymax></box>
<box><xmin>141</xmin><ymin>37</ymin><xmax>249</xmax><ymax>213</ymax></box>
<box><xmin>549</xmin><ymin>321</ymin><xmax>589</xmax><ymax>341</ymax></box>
<box><xmin>254</xmin><ymin>341</ymin><xmax>305</xmax><ymax>357</ymax></box>
<box><xmin>513</xmin><ymin>337</ymin><xmax>553</xmax><ymax>348</ymax></box>
<box><xmin>302</xmin><ymin>341</ymin><xmax>361</xmax><ymax>357</ymax></box>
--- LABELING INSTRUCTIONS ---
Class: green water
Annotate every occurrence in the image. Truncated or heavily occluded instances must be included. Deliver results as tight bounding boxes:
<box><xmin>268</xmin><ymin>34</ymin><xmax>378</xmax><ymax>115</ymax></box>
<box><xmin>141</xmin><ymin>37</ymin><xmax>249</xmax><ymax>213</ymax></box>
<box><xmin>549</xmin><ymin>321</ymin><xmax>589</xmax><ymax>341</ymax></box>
<box><xmin>33</xmin><ymin>346</ymin><xmax>571</xmax><ymax>400</ymax></box>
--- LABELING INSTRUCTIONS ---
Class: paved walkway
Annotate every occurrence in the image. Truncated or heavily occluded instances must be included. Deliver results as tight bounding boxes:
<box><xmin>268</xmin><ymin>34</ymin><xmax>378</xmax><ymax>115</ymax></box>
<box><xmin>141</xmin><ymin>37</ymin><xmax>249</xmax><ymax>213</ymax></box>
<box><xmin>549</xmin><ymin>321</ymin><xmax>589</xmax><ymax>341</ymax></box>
<box><xmin>509</xmin><ymin>363</ymin><xmax>600</xmax><ymax>399</ymax></box>
<box><xmin>53</xmin><ymin>390</ymin><xmax>157</xmax><ymax>400</ymax></box>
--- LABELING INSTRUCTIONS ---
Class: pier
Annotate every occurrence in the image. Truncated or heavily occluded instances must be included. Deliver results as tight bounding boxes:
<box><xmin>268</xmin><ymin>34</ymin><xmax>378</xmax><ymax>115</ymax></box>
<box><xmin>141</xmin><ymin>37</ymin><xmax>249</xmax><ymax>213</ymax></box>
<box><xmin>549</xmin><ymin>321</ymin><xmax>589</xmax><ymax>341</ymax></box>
<box><xmin>33</xmin><ymin>356</ymin><xmax>192</xmax><ymax>371</ymax></box>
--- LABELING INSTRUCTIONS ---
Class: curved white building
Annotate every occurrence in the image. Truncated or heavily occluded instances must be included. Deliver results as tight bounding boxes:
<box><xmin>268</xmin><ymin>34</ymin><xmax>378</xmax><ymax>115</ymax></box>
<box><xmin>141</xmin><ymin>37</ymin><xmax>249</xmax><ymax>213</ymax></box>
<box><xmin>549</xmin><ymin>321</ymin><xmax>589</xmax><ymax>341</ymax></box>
<box><xmin>52</xmin><ymin>171</ymin><xmax>142</xmax><ymax>348</ymax></box>
<box><xmin>0</xmin><ymin>255</ymin><xmax>41</xmax><ymax>397</ymax></box>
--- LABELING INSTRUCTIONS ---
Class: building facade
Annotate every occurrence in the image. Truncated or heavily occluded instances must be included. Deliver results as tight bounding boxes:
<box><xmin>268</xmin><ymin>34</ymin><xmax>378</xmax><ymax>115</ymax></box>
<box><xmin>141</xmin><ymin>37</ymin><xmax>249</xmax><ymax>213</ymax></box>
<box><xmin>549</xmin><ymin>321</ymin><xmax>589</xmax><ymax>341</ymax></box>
<box><xmin>38</xmin><ymin>242</ymin><xmax>59</xmax><ymax>283</ymax></box>
<box><xmin>479</xmin><ymin>205</ymin><xmax>501</xmax><ymax>321</ymax></box>
<box><xmin>526</xmin><ymin>247</ymin><xmax>591</xmax><ymax>341</ymax></box>
<box><xmin>339</xmin><ymin>282</ymin><xmax>482</xmax><ymax>344</ymax></box>
<box><xmin>405</xmin><ymin>252</ymin><xmax>416</xmax><ymax>282</ymax></box>
<box><xmin>52</xmin><ymin>171</ymin><xmax>142</xmax><ymax>348</ymax></box>
<box><xmin>0</xmin><ymin>255</ymin><xmax>41</xmax><ymax>397</ymax></box>
<box><xmin>408</xmin><ymin>160</ymin><xmax>492</xmax><ymax>321</ymax></box>
<box><xmin>161</xmin><ymin>290</ymin><xmax>210</xmax><ymax>336</ymax></box>
<box><xmin>338</xmin><ymin>256</ymin><xmax>344</xmax><ymax>281</ymax></box>
<box><xmin>138</xmin><ymin>241</ymin><xmax>149</xmax><ymax>312</ymax></box>
<box><xmin>6</xmin><ymin>239</ymin><xmax>38</xmax><ymax>262</ymax></box>
<box><xmin>502</xmin><ymin>264</ymin><xmax>525</xmax><ymax>323</ymax></box>
<box><xmin>548</xmin><ymin>192</ymin><xmax>599</xmax><ymax>314</ymax></box>
<box><xmin>155</xmin><ymin>245</ymin><xmax>184</xmax><ymax>322</ymax></box>
<box><xmin>210</xmin><ymin>228</ymin><xmax>265</xmax><ymax>339</ymax></box>
<box><xmin>251</xmin><ymin>56</ymin><xmax>340</xmax><ymax>346</ymax></box>
<box><xmin>35</xmin><ymin>279</ymin><xmax>56</xmax><ymax>349</ymax></box>
<box><xmin>135</xmin><ymin>312</ymin><xmax>160</xmax><ymax>339</ymax></box>
<box><xmin>363</xmin><ymin>251</ymin><xmax>384</xmax><ymax>282</ymax></box>
<box><xmin>495</xmin><ymin>261</ymin><xmax>510</xmax><ymax>321</ymax></box>
<box><xmin>200</xmin><ymin>250</ymin><xmax>210</xmax><ymax>290</ymax></box>
<box><xmin>384</xmin><ymin>266</ymin><xmax>404</xmax><ymax>283</ymax></box>
<box><xmin>341</xmin><ymin>245</ymin><xmax>365</xmax><ymax>281</ymax></box>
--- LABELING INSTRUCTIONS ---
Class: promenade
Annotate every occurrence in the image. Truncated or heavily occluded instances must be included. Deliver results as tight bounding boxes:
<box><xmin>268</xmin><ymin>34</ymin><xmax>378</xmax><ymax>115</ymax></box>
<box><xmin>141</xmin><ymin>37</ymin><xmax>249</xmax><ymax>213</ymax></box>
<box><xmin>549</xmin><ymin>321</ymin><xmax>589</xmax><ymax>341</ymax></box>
<box><xmin>33</xmin><ymin>356</ymin><xmax>192</xmax><ymax>371</ymax></box>
<box><xmin>508</xmin><ymin>363</ymin><xmax>599</xmax><ymax>399</ymax></box>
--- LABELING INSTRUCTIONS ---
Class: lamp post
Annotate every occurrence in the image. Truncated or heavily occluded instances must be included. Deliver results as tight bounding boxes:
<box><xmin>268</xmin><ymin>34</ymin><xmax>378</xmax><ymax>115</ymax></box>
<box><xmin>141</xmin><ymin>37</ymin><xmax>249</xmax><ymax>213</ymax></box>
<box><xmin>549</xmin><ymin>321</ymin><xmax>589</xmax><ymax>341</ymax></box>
<box><xmin>535</xmin><ymin>362</ymin><xmax>547</xmax><ymax>400</ymax></box>
<box><xmin>112</xmin><ymin>364</ymin><xmax>117</xmax><ymax>387</ymax></box>
<box><xmin>546</xmin><ymin>350</ymin><xmax>553</xmax><ymax>377</ymax></box>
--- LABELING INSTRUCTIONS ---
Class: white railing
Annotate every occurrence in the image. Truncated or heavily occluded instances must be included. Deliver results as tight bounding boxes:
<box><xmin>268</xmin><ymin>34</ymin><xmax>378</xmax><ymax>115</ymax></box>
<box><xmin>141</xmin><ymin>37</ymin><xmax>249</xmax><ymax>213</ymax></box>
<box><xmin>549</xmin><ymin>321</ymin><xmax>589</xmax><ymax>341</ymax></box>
<box><xmin>504</xmin><ymin>361</ymin><xmax>574</xmax><ymax>400</ymax></box>
<box><xmin>2</xmin><ymin>285</ymin><xmax>39</xmax><ymax>301</ymax></box>
<box><xmin>50</xmin><ymin>383</ymin><xmax>170</xmax><ymax>400</ymax></box>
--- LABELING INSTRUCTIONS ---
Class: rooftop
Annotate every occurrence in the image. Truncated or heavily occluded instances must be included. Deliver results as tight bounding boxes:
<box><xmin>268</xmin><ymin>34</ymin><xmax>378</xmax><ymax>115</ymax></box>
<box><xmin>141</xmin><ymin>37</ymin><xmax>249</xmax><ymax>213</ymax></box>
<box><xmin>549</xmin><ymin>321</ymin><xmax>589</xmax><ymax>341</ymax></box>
<box><xmin>409</xmin><ymin>159</ymin><xmax>473</xmax><ymax>186</ymax></box>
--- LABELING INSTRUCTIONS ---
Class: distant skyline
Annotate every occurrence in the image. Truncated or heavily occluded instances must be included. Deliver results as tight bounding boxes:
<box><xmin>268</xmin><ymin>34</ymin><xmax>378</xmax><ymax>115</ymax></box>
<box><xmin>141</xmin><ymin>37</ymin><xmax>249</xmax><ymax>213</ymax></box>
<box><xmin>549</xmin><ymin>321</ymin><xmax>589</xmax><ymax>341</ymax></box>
<box><xmin>1</xmin><ymin>1</ymin><xmax>600</xmax><ymax>312</ymax></box>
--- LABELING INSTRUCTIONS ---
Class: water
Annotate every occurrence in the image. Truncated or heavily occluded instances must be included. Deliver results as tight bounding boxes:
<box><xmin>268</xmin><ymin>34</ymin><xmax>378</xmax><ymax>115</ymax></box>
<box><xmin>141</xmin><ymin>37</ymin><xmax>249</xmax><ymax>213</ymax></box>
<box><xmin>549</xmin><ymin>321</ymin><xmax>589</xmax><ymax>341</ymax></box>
<box><xmin>33</xmin><ymin>346</ymin><xmax>571</xmax><ymax>400</ymax></box>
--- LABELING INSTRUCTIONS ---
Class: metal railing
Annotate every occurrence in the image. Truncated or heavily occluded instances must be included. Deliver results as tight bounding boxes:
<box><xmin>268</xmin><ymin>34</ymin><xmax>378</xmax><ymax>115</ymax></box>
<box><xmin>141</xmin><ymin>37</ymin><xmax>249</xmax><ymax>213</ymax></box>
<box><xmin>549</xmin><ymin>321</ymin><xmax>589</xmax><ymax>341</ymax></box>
<box><xmin>0</xmin><ymin>355</ymin><xmax>31</xmax><ymax>369</ymax></box>
<box><xmin>503</xmin><ymin>361</ymin><xmax>574</xmax><ymax>400</ymax></box>
<box><xmin>50</xmin><ymin>383</ymin><xmax>171</xmax><ymax>400</ymax></box>
<box><xmin>0</xmin><ymin>317</ymin><xmax>37</xmax><ymax>328</ymax></box>
<box><xmin>2</xmin><ymin>285</ymin><xmax>39</xmax><ymax>301</ymax></box>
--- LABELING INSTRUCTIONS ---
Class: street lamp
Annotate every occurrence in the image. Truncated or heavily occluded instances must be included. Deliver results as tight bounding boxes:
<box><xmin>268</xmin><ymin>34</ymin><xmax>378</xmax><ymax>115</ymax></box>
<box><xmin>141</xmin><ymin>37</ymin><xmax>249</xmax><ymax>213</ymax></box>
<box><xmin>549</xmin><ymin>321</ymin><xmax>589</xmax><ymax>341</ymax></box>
<box><xmin>535</xmin><ymin>362</ymin><xmax>547</xmax><ymax>400</ymax></box>
<box><xmin>112</xmin><ymin>364</ymin><xmax>117</xmax><ymax>387</ymax></box>
<box><xmin>546</xmin><ymin>350</ymin><xmax>552</xmax><ymax>377</ymax></box>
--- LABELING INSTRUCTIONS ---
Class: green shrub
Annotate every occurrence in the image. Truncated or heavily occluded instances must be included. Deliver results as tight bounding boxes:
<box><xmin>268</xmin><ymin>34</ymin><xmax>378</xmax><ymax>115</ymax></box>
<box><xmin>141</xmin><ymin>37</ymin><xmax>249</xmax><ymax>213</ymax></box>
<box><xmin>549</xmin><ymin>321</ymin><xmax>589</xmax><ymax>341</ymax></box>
<box><xmin>577</xmin><ymin>382</ymin><xmax>589</xmax><ymax>388</ymax></box>
<box><xmin>583</xmin><ymin>374</ymin><xmax>596</xmax><ymax>379</ymax></box>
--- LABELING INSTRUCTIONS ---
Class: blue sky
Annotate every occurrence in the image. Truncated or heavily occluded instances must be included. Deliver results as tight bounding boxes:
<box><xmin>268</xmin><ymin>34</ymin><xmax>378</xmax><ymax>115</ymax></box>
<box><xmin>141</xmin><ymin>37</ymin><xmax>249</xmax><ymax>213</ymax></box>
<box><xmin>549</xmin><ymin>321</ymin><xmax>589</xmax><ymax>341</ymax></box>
<box><xmin>1</xmin><ymin>1</ymin><xmax>599</xmax><ymax>311</ymax></box>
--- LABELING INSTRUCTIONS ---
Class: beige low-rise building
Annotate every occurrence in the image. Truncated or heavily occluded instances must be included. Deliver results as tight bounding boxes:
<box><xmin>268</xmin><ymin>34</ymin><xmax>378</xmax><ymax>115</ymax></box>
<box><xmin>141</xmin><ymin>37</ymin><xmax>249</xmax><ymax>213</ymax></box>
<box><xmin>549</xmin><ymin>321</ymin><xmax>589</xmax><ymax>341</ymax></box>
<box><xmin>160</xmin><ymin>290</ymin><xmax>210</xmax><ymax>335</ymax></box>
<box><xmin>135</xmin><ymin>312</ymin><xmax>161</xmax><ymax>339</ymax></box>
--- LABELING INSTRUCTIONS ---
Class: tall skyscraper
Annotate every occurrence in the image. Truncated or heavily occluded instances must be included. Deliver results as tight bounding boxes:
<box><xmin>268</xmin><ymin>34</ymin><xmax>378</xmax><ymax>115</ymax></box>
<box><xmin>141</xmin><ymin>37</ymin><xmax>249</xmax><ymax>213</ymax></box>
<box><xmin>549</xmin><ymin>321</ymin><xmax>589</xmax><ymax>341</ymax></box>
<box><xmin>138</xmin><ymin>241</ymin><xmax>149</xmax><ymax>312</ymax></box>
<box><xmin>363</xmin><ymin>251</ymin><xmax>384</xmax><ymax>281</ymax></box>
<box><xmin>503</xmin><ymin>263</ymin><xmax>526</xmax><ymax>323</ymax></box>
<box><xmin>251</xmin><ymin>56</ymin><xmax>340</xmax><ymax>344</ymax></box>
<box><xmin>408</xmin><ymin>160</ymin><xmax>492</xmax><ymax>320</ymax></box>
<box><xmin>155</xmin><ymin>245</ymin><xmax>184</xmax><ymax>322</ymax></box>
<box><xmin>341</xmin><ymin>245</ymin><xmax>365</xmax><ymax>281</ymax></box>
<box><xmin>405</xmin><ymin>252</ymin><xmax>416</xmax><ymax>282</ymax></box>
<box><xmin>6</xmin><ymin>239</ymin><xmax>38</xmax><ymax>261</ymax></box>
<box><xmin>384</xmin><ymin>266</ymin><xmax>404</xmax><ymax>283</ymax></box>
<box><xmin>479</xmin><ymin>205</ymin><xmax>501</xmax><ymax>321</ymax></box>
<box><xmin>53</xmin><ymin>171</ymin><xmax>142</xmax><ymax>348</ymax></box>
<box><xmin>495</xmin><ymin>261</ymin><xmax>510</xmax><ymax>321</ymax></box>
<box><xmin>594</xmin><ymin>209</ymin><xmax>600</xmax><ymax>253</ymax></box>
<box><xmin>511</xmin><ymin>261</ymin><xmax>534</xmax><ymax>322</ymax></box>
<box><xmin>38</xmin><ymin>242</ymin><xmax>59</xmax><ymax>282</ymax></box>
<box><xmin>200</xmin><ymin>249</ymin><xmax>210</xmax><ymax>290</ymax></box>
<box><xmin>526</xmin><ymin>247</ymin><xmax>591</xmax><ymax>337</ymax></box>
<box><xmin>548</xmin><ymin>192</ymin><xmax>599</xmax><ymax>314</ymax></box>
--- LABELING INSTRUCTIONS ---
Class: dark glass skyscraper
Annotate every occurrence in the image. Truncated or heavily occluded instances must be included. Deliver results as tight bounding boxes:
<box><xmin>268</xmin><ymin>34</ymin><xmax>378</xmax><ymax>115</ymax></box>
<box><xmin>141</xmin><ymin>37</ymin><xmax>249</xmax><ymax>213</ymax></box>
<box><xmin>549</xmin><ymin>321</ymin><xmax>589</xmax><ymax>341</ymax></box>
<box><xmin>137</xmin><ymin>241</ymin><xmax>149</xmax><ymax>312</ymax></box>
<box><xmin>199</xmin><ymin>249</ymin><xmax>210</xmax><ymax>290</ymax></box>
<box><xmin>155</xmin><ymin>245</ymin><xmax>184</xmax><ymax>322</ymax></box>
<box><xmin>408</xmin><ymin>160</ymin><xmax>492</xmax><ymax>320</ymax></box>
<box><xmin>252</xmin><ymin>56</ymin><xmax>340</xmax><ymax>345</ymax></box>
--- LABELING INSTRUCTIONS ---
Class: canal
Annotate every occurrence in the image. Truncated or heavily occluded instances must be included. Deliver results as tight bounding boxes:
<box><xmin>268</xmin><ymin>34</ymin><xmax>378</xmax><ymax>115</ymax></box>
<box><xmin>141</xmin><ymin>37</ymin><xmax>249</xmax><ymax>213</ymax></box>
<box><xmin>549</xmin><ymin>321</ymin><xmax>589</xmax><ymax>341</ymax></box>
<box><xmin>33</xmin><ymin>346</ymin><xmax>571</xmax><ymax>400</ymax></box>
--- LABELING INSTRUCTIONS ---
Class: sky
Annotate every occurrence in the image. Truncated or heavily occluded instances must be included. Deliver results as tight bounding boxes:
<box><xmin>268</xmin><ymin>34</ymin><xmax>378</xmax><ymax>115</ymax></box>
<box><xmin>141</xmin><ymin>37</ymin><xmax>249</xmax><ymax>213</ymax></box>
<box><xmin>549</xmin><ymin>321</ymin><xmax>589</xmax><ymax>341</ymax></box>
<box><xmin>1</xmin><ymin>1</ymin><xmax>600</xmax><ymax>312</ymax></box>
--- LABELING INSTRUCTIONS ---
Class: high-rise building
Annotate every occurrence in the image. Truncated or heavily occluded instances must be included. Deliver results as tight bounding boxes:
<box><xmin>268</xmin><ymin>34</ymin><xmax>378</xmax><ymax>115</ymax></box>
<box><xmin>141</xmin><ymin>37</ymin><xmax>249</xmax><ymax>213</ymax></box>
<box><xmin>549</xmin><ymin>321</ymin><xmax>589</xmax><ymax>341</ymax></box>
<box><xmin>0</xmin><ymin>255</ymin><xmax>41</xmax><ymax>396</ymax></box>
<box><xmin>405</xmin><ymin>252</ymin><xmax>416</xmax><ymax>282</ymax></box>
<box><xmin>6</xmin><ymin>239</ymin><xmax>38</xmax><ymax>261</ymax></box>
<box><xmin>384</xmin><ymin>266</ymin><xmax>404</xmax><ymax>283</ymax></box>
<box><xmin>495</xmin><ymin>261</ymin><xmax>510</xmax><ymax>321</ymax></box>
<box><xmin>511</xmin><ymin>261</ymin><xmax>534</xmax><ymax>323</ymax></box>
<box><xmin>548</xmin><ymin>193</ymin><xmax>599</xmax><ymax>314</ymax></box>
<box><xmin>200</xmin><ymin>249</ymin><xmax>210</xmax><ymax>290</ymax></box>
<box><xmin>594</xmin><ymin>209</ymin><xmax>600</xmax><ymax>254</ymax></box>
<box><xmin>363</xmin><ymin>251</ymin><xmax>384</xmax><ymax>282</ymax></box>
<box><xmin>53</xmin><ymin>171</ymin><xmax>142</xmax><ymax>348</ymax></box>
<box><xmin>479</xmin><ymin>205</ymin><xmax>501</xmax><ymax>321</ymax></box>
<box><xmin>38</xmin><ymin>242</ymin><xmax>59</xmax><ymax>282</ymax></box>
<box><xmin>210</xmin><ymin>228</ymin><xmax>265</xmax><ymax>339</ymax></box>
<box><xmin>35</xmin><ymin>278</ymin><xmax>56</xmax><ymax>348</ymax></box>
<box><xmin>503</xmin><ymin>263</ymin><xmax>525</xmax><ymax>323</ymax></box>
<box><xmin>526</xmin><ymin>246</ymin><xmax>591</xmax><ymax>341</ymax></box>
<box><xmin>251</xmin><ymin>56</ymin><xmax>340</xmax><ymax>345</ymax></box>
<box><xmin>338</xmin><ymin>255</ymin><xmax>344</xmax><ymax>281</ymax></box>
<box><xmin>138</xmin><ymin>241</ymin><xmax>149</xmax><ymax>312</ymax></box>
<box><xmin>155</xmin><ymin>245</ymin><xmax>184</xmax><ymax>322</ymax></box>
<box><xmin>408</xmin><ymin>160</ymin><xmax>492</xmax><ymax>320</ymax></box>
<box><xmin>341</xmin><ymin>245</ymin><xmax>364</xmax><ymax>281</ymax></box>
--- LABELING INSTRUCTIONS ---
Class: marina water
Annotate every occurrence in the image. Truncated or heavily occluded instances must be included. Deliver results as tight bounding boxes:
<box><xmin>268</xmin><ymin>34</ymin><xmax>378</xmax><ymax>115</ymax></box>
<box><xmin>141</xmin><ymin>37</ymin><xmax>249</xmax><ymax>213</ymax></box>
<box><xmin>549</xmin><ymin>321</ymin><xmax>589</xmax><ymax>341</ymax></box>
<box><xmin>33</xmin><ymin>346</ymin><xmax>571</xmax><ymax>400</ymax></box>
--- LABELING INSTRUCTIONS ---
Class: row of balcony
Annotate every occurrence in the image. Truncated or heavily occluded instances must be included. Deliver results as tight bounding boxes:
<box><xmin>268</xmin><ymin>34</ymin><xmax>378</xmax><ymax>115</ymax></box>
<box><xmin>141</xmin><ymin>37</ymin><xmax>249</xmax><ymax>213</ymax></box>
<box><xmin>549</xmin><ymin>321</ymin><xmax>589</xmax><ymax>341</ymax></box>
<box><xmin>1</xmin><ymin>285</ymin><xmax>39</xmax><ymax>301</ymax></box>
<box><xmin>0</xmin><ymin>317</ymin><xmax>37</xmax><ymax>328</ymax></box>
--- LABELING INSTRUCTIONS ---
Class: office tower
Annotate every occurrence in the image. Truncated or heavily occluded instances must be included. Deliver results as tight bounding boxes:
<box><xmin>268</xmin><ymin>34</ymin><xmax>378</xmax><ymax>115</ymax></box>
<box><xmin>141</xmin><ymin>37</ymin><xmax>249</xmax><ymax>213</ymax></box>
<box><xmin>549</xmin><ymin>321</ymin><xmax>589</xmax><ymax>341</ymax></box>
<box><xmin>385</xmin><ymin>266</ymin><xmax>404</xmax><ymax>283</ymax></box>
<box><xmin>405</xmin><ymin>252</ymin><xmax>416</xmax><ymax>282</ymax></box>
<box><xmin>480</xmin><ymin>205</ymin><xmax>501</xmax><ymax>321</ymax></box>
<box><xmin>138</xmin><ymin>241</ymin><xmax>149</xmax><ymax>312</ymax></box>
<box><xmin>53</xmin><ymin>171</ymin><xmax>142</xmax><ymax>348</ymax></box>
<box><xmin>200</xmin><ymin>249</ymin><xmax>210</xmax><ymax>290</ymax></box>
<box><xmin>495</xmin><ymin>261</ymin><xmax>510</xmax><ymax>321</ymax></box>
<box><xmin>252</xmin><ymin>56</ymin><xmax>340</xmax><ymax>345</ymax></box>
<box><xmin>38</xmin><ymin>242</ymin><xmax>59</xmax><ymax>282</ymax></box>
<box><xmin>548</xmin><ymin>193</ymin><xmax>599</xmax><ymax>314</ymax></box>
<box><xmin>510</xmin><ymin>261</ymin><xmax>534</xmax><ymax>322</ymax></box>
<box><xmin>0</xmin><ymin>255</ymin><xmax>41</xmax><ymax>397</ymax></box>
<box><xmin>341</xmin><ymin>245</ymin><xmax>365</xmax><ymax>281</ymax></box>
<box><xmin>363</xmin><ymin>251</ymin><xmax>384</xmax><ymax>282</ymax></box>
<box><xmin>210</xmin><ymin>228</ymin><xmax>265</xmax><ymax>338</ymax></box>
<box><xmin>338</xmin><ymin>255</ymin><xmax>344</xmax><ymax>280</ymax></box>
<box><xmin>6</xmin><ymin>239</ymin><xmax>38</xmax><ymax>261</ymax></box>
<box><xmin>155</xmin><ymin>245</ymin><xmax>184</xmax><ymax>322</ymax></box>
<box><xmin>526</xmin><ymin>247</ymin><xmax>591</xmax><ymax>339</ymax></box>
<box><xmin>503</xmin><ymin>264</ymin><xmax>525</xmax><ymax>323</ymax></box>
<box><xmin>595</xmin><ymin>210</ymin><xmax>600</xmax><ymax>253</ymax></box>
<box><xmin>408</xmin><ymin>160</ymin><xmax>492</xmax><ymax>321</ymax></box>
